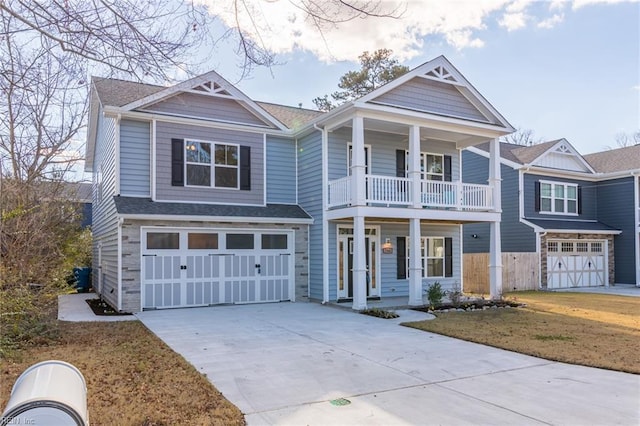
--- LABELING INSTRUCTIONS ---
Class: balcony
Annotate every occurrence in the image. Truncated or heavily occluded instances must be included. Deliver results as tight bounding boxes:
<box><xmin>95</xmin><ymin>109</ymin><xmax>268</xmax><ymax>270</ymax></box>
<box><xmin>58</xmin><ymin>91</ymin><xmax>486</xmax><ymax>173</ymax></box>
<box><xmin>328</xmin><ymin>174</ymin><xmax>493</xmax><ymax>211</ymax></box>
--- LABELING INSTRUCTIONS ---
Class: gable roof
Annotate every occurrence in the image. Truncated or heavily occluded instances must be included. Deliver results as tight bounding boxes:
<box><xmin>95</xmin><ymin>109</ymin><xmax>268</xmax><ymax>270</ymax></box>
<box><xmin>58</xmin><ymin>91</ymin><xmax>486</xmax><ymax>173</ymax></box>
<box><xmin>92</xmin><ymin>77</ymin><xmax>165</xmax><ymax>107</ymax></box>
<box><xmin>584</xmin><ymin>145</ymin><xmax>640</xmax><ymax>173</ymax></box>
<box><xmin>256</xmin><ymin>102</ymin><xmax>322</xmax><ymax>129</ymax></box>
<box><xmin>510</xmin><ymin>140</ymin><xmax>562</xmax><ymax>164</ymax></box>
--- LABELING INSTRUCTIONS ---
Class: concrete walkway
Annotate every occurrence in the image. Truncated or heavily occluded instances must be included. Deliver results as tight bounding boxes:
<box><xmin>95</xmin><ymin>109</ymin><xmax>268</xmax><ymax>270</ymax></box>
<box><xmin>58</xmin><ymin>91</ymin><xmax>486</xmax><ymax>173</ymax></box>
<box><xmin>136</xmin><ymin>302</ymin><xmax>639</xmax><ymax>425</ymax></box>
<box><xmin>553</xmin><ymin>283</ymin><xmax>640</xmax><ymax>297</ymax></box>
<box><xmin>58</xmin><ymin>293</ymin><xmax>137</xmax><ymax>322</ymax></box>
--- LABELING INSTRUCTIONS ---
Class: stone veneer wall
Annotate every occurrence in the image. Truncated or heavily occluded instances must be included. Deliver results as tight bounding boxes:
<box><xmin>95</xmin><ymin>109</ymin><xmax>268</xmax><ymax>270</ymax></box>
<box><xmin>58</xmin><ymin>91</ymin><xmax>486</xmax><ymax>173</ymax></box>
<box><xmin>119</xmin><ymin>219</ymin><xmax>309</xmax><ymax>313</ymax></box>
<box><xmin>539</xmin><ymin>233</ymin><xmax>615</xmax><ymax>288</ymax></box>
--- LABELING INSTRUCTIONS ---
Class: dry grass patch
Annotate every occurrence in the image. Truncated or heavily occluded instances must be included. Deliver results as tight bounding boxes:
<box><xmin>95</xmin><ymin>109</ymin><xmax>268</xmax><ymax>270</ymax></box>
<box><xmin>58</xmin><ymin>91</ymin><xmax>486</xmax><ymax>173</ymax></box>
<box><xmin>404</xmin><ymin>291</ymin><xmax>640</xmax><ymax>374</ymax></box>
<box><xmin>1</xmin><ymin>321</ymin><xmax>244</xmax><ymax>426</ymax></box>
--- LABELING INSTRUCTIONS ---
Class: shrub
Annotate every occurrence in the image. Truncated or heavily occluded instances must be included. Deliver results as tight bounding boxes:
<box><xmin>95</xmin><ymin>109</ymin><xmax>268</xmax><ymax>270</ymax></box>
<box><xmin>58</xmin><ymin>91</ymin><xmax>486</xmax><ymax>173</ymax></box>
<box><xmin>359</xmin><ymin>307</ymin><xmax>399</xmax><ymax>319</ymax></box>
<box><xmin>427</xmin><ymin>282</ymin><xmax>444</xmax><ymax>308</ymax></box>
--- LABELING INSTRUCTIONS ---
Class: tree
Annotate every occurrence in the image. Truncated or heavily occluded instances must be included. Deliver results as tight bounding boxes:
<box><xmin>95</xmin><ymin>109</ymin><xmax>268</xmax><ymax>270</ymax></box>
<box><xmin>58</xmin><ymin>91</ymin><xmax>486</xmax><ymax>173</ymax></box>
<box><xmin>313</xmin><ymin>49</ymin><xmax>409</xmax><ymax>111</ymax></box>
<box><xmin>501</xmin><ymin>127</ymin><xmax>542</xmax><ymax>146</ymax></box>
<box><xmin>614</xmin><ymin>130</ymin><xmax>640</xmax><ymax>148</ymax></box>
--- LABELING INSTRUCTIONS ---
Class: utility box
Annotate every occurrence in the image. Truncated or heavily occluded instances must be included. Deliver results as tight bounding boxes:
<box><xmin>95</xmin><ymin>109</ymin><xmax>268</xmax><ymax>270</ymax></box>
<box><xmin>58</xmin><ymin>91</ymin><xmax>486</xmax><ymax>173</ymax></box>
<box><xmin>1</xmin><ymin>360</ymin><xmax>89</xmax><ymax>426</ymax></box>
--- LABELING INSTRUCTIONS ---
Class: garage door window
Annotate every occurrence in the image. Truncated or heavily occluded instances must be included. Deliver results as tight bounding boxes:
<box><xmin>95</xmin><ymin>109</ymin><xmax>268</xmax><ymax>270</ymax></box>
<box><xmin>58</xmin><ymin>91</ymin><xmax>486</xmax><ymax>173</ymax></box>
<box><xmin>591</xmin><ymin>242</ymin><xmax>602</xmax><ymax>252</ymax></box>
<box><xmin>262</xmin><ymin>234</ymin><xmax>287</xmax><ymax>249</ymax></box>
<box><xmin>147</xmin><ymin>233</ymin><xmax>179</xmax><ymax>250</ymax></box>
<box><xmin>227</xmin><ymin>234</ymin><xmax>254</xmax><ymax>249</ymax></box>
<box><xmin>188</xmin><ymin>233</ymin><xmax>218</xmax><ymax>249</ymax></box>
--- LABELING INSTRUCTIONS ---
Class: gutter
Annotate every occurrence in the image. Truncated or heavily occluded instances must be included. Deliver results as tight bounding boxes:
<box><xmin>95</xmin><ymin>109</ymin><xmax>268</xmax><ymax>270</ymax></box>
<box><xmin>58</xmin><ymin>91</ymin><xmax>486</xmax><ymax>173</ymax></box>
<box><xmin>314</xmin><ymin>123</ymin><xmax>330</xmax><ymax>304</ymax></box>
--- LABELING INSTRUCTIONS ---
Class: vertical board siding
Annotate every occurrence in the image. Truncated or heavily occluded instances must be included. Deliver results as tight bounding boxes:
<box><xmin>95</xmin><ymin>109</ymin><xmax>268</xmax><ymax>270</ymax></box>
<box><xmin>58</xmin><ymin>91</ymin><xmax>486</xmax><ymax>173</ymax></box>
<box><xmin>266</xmin><ymin>136</ymin><xmax>297</xmax><ymax>203</ymax></box>
<box><xmin>523</xmin><ymin>173</ymin><xmax>597</xmax><ymax>220</ymax></box>
<box><xmin>155</xmin><ymin>121</ymin><xmax>264</xmax><ymax>204</ymax></box>
<box><xmin>463</xmin><ymin>253</ymin><xmax>539</xmax><ymax>294</ymax></box>
<box><xmin>371</xmin><ymin>77</ymin><xmax>488</xmax><ymax>122</ymax></box>
<box><xmin>597</xmin><ymin>177</ymin><xmax>636</xmax><ymax>284</ymax></box>
<box><xmin>462</xmin><ymin>150</ymin><xmax>536</xmax><ymax>253</ymax></box>
<box><xmin>140</xmin><ymin>92</ymin><xmax>269</xmax><ymax>127</ymax></box>
<box><xmin>297</xmin><ymin>131</ymin><xmax>323</xmax><ymax>300</ymax></box>
<box><xmin>92</xmin><ymin>111</ymin><xmax>120</xmax><ymax>309</ymax></box>
<box><xmin>120</xmin><ymin>119</ymin><xmax>151</xmax><ymax>197</ymax></box>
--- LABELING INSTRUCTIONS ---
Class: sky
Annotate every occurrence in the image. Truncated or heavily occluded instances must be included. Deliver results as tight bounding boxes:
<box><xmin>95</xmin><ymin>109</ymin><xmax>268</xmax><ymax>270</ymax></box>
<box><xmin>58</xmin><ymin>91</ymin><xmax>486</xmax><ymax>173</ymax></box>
<box><xmin>195</xmin><ymin>0</ymin><xmax>639</xmax><ymax>155</ymax></box>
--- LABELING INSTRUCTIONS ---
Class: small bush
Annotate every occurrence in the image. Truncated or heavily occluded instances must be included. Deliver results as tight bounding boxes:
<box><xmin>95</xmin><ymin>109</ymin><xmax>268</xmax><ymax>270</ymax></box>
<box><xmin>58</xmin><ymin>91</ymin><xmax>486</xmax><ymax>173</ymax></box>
<box><xmin>427</xmin><ymin>282</ymin><xmax>444</xmax><ymax>308</ymax></box>
<box><xmin>360</xmin><ymin>307</ymin><xmax>399</xmax><ymax>319</ymax></box>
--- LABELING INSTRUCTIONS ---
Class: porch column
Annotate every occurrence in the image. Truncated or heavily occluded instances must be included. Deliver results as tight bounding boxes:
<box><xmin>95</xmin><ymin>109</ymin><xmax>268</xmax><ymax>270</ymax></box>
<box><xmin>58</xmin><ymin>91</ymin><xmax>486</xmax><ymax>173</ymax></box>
<box><xmin>488</xmin><ymin>138</ymin><xmax>502</xmax><ymax>299</ymax></box>
<box><xmin>409</xmin><ymin>125</ymin><xmax>422</xmax><ymax>208</ymax></box>
<box><xmin>409</xmin><ymin>218</ymin><xmax>423</xmax><ymax>305</ymax></box>
<box><xmin>352</xmin><ymin>215</ymin><xmax>367</xmax><ymax>310</ymax></box>
<box><xmin>351</xmin><ymin>116</ymin><xmax>366</xmax><ymax>206</ymax></box>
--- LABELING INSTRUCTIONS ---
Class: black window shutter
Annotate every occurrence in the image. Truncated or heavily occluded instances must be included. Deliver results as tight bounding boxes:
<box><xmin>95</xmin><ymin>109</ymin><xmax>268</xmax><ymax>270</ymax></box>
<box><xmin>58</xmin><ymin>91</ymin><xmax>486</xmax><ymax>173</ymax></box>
<box><xmin>171</xmin><ymin>139</ymin><xmax>184</xmax><ymax>186</ymax></box>
<box><xmin>240</xmin><ymin>146</ymin><xmax>251</xmax><ymax>190</ymax></box>
<box><xmin>577</xmin><ymin>186</ymin><xmax>582</xmax><ymax>214</ymax></box>
<box><xmin>444</xmin><ymin>237</ymin><xmax>453</xmax><ymax>277</ymax></box>
<box><xmin>444</xmin><ymin>155</ymin><xmax>452</xmax><ymax>182</ymax></box>
<box><xmin>396</xmin><ymin>237</ymin><xmax>406</xmax><ymax>279</ymax></box>
<box><xmin>396</xmin><ymin>150</ymin><xmax>406</xmax><ymax>177</ymax></box>
<box><xmin>534</xmin><ymin>181</ymin><xmax>540</xmax><ymax>212</ymax></box>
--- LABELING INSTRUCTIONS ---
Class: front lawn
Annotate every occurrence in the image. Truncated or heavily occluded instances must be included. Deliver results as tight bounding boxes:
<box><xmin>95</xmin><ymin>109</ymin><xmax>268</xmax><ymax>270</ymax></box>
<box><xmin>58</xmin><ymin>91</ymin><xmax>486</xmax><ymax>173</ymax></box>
<box><xmin>1</xmin><ymin>321</ymin><xmax>245</xmax><ymax>425</ymax></box>
<box><xmin>404</xmin><ymin>291</ymin><xmax>640</xmax><ymax>374</ymax></box>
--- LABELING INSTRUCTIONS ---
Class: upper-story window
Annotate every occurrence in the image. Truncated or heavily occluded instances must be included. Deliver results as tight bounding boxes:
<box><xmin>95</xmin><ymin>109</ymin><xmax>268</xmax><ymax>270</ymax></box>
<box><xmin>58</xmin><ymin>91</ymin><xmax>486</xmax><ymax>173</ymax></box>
<box><xmin>539</xmin><ymin>181</ymin><xmax>578</xmax><ymax>214</ymax></box>
<box><xmin>347</xmin><ymin>143</ymin><xmax>371</xmax><ymax>175</ymax></box>
<box><xmin>185</xmin><ymin>140</ymin><xmax>238</xmax><ymax>189</ymax></box>
<box><xmin>405</xmin><ymin>152</ymin><xmax>444</xmax><ymax>181</ymax></box>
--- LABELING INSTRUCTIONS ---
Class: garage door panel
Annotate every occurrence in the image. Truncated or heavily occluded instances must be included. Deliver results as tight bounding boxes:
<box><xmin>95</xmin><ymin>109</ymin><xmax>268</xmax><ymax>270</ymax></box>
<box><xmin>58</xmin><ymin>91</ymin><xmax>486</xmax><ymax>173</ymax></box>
<box><xmin>547</xmin><ymin>240</ymin><xmax>605</xmax><ymax>289</ymax></box>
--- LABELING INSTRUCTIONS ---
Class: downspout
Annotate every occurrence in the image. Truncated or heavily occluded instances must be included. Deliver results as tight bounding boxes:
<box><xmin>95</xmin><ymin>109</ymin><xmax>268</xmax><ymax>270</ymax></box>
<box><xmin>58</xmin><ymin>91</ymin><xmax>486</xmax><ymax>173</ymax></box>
<box><xmin>634</xmin><ymin>172</ymin><xmax>640</xmax><ymax>286</ymax></box>
<box><xmin>117</xmin><ymin>217</ymin><xmax>124</xmax><ymax>312</ymax></box>
<box><xmin>314</xmin><ymin>124</ymin><xmax>330</xmax><ymax>304</ymax></box>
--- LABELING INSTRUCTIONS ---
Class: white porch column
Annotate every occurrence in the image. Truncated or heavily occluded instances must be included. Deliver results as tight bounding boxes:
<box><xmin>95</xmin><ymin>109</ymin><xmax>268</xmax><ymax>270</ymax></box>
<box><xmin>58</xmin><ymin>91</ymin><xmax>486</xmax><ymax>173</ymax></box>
<box><xmin>488</xmin><ymin>138</ymin><xmax>503</xmax><ymax>299</ymax></box>
<box><xmin>351</xmin><ymin>116</ymin><xmax>366</xmax><ymax>206</ymax></box>
<box><xmin>352</xmin><ymin>215</ymin><xmax>367</xmax><ymax>310</ymax></box>
<box><xmin>409</xmin><ymin>125</ymin><xmax>422</xmax><ymax>208</ymax></box>
<box><xmin>409</xmin><ymin>218</ymin><xmax>423</xmax><ymax>305</ymax></box>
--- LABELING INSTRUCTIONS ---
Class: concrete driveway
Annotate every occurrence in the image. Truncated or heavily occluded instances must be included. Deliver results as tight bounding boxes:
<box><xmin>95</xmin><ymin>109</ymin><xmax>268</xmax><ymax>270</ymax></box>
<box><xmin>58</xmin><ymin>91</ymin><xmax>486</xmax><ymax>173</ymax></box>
<box><xmin>137</xmin><ymin>303</ymin><xmax>639</xmax><ymax>425</ymax></box>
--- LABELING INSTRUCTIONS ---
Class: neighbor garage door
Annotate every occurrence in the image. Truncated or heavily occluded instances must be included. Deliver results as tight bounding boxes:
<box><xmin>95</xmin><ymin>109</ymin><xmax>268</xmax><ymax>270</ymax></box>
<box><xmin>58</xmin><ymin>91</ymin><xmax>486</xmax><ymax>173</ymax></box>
<box><xmin>141</xmin><ymin>228</ymin><xmax>294</xmax><ymax>309</ymax></box>
<box><xmin>546</xmin><ymin>240</ymin><xmax>606</xmax><ymax>288</ymax></box>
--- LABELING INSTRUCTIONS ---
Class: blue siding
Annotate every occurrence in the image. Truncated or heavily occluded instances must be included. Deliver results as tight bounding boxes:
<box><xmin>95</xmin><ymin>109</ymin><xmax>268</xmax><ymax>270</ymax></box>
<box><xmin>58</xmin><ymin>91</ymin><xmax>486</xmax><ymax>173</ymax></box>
<box><xmin>523</xmin><ymin>173</ymin><xmax>597</xmax><ymax>220</ymax></box>
<box><xmin>297</xmin><ymin>131</ymin><xmax>323</xmax><ymax>300</ymax></box>
<box><xmin>597</xmin><ymin>177</ymin><xmax>636</xmax><ymax>284</ymax></box>
<box><xmin>266</xmin><ymin>136</ymin><xmax>297</xmax><ymax>204</ymax></box>
<box><xmin>120</xmin><ymin>119</ymin><xmax>150</xmax><ymax>197</ymax></box>
<box><xmin>462</xmin><ymin>150</ymin><xmax>536</xmax><ymax>253</ymax></box>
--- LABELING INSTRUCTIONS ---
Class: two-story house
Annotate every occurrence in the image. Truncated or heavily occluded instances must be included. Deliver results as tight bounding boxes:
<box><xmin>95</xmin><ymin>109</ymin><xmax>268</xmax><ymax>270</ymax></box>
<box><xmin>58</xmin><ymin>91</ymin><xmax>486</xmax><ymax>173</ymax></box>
<box><xmin>86</xmin><ymin>56</ymin><xmax>514</xmax><ymax>313</ymax></box>
<box><xmin>463</xmin><ymin>140</ymin><xmax>640</xmax><ymax>290</ymax></box>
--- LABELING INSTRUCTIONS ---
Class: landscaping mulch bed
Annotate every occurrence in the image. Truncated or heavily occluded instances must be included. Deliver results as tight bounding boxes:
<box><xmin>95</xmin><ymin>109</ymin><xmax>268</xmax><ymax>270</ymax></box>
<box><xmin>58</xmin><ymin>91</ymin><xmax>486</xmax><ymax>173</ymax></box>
<box><xmin>86</xmin><ymin>298</ymin><xmax>132</xmax><ymax>316</ymax></box>
<box><xmin>412</xmin><ymin>299</ymin><xmax>524</xmax><ymax>313</ymax></box>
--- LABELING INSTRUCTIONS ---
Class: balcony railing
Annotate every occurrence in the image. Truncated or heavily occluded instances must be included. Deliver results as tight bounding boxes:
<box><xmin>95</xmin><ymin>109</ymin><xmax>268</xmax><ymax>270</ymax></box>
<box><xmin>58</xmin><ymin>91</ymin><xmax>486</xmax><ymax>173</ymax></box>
<box><xmin>327</xmin><ymin>174</ymin><xmax>493</xmax><ymax>211</ymax></box>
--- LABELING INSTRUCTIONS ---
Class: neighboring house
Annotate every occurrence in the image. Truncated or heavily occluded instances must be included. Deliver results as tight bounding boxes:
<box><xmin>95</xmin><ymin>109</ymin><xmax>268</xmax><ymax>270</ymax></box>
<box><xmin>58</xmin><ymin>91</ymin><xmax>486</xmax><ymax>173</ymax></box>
<box><xmin>463</xmin><ymin>141</ymin><xmax>640</xmax><ymax>289</ymax></box>
<box><xmin>85</xmin><ymin>56</ymin><xmax>514</xmax><ymax>313</ymax></box>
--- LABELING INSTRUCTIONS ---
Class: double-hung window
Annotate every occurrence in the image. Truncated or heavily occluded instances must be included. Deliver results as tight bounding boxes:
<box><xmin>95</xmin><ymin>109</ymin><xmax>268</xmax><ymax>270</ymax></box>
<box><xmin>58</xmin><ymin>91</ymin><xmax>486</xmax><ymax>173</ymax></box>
<box><xmin>406</xmin><ymin>237</ymin><xmax>445</xmax><ymax>278</ymax></box>
<box><xmin>185</xmin><ymin>140</ymin><xmax>238</xmax><ymax>189</ymax></box>
<box><xmin>539</xmin><ymin>181</ymin><xmax>578</xmax><ymax>214</ymax></box>
<box><xmin>404</xmin><ymin>152</ymin><xmax>444</xmax><ymax>181</ymax></box>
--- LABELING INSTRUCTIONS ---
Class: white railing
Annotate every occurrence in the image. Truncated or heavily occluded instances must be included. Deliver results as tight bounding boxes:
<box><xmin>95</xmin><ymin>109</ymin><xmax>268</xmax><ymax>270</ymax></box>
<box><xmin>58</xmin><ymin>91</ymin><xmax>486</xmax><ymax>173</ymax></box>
<box><xmin>366</xmin><ymin>174</ymin><xmax>411</xmax><ymax>205</ymax></box>
<box><xmin>327</xmin><ymin>176</ymin><xmax>351</xmax><ymax>208</ymax></box>
<box><xmin>327</xmin><ymin>175</ymin><xmax>493</xmax><ymax>211</ymax></box>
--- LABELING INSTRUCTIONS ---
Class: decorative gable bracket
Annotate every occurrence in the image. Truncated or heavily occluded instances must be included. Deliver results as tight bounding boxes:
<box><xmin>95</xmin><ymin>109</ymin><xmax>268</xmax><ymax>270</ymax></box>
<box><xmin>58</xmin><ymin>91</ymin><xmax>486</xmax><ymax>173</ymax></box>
<box><xmin>421</xmin><ymin>65</ymin><xmax>459</xmax><ymax>84</ymax></box>
<box><xmin>188</xmin><ymin>80</ymin><xmax>233</xmax><ymax>98</ymax></box>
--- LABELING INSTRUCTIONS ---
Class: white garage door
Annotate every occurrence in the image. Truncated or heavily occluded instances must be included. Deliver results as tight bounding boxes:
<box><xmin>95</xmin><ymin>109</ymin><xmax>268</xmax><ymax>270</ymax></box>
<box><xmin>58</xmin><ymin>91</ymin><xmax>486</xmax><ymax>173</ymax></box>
<box><xmin>141</xmin><ymin>228</ymin><xmax>294</xmax><ymax>309</ymax></box>
<box><xmin>547</xmin><ymin>240</ymin><xmax>606</xmax><ymax>289</ymax></box>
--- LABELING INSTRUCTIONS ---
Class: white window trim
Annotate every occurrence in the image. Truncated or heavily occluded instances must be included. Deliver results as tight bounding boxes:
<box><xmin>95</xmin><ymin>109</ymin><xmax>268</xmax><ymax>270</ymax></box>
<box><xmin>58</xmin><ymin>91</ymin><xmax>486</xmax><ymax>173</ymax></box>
<box><xmin>347</xmin><ymin>143</ymin><xmax>371</xmax><ymax>175</ymax></box>
<box><xmin>405</xmin><ymin>151</ymin><xmax>444</xmax><ymax>181</ymax></box>
<box><xmin>539</xmin><ymin>180</ymin><xmax>579</xmax><ymax>216</ymax></box>
<box><xmin>406</xmin><ymin>236</ymin><xmax>445</xmax><ymax>278</ymax></box>
<box><xmin>184</xmin><ymin>138</ymin><xmax>240</xmax><ymax>190</ymax></box>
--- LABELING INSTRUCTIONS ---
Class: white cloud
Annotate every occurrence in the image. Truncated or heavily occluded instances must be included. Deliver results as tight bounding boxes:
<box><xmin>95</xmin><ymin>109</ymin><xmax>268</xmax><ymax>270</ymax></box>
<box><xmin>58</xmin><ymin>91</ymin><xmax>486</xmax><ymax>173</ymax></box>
<box><xmin>571</xmin><ymin>0</ymin><xmax>636</xmax><ymax>9</ymax></box>
<box><xmin>537</xmin><ymin>13</ymin><xmax>565</xmax><ymax>28</ymax></box>
<box><xmin>195</xmin><ymin>0</ymin><xmax>631</xmax><ymax>63</ymax></box>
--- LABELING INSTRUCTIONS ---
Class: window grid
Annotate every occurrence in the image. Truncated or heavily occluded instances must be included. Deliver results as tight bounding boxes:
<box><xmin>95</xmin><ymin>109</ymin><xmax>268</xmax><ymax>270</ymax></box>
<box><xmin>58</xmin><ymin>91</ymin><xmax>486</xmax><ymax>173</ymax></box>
<box><xmin>540</xmin><ymin>181</ymin><xmax>578</xmax><ymax>214</ymax></box>
<box><xmin>405</xmin><ymin>152</ymin><xmax>444</xmax><ymax>181</ymax></box>
<box><xmin>406</xmin><ymin>236</ymin><xmax>445</xmax><ymax>278</ymax></box>
<box><xmin>185</xmin><ymin>140</ymin><xmax>239</xmax><ymax>189</ymax></box>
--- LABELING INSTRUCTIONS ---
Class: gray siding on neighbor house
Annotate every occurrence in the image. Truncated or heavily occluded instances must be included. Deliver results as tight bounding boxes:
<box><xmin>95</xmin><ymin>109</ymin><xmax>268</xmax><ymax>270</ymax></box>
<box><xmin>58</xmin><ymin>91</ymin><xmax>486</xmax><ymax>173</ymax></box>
<box><xmin>140</xmin><ymin>92</ymin><xmax>269</xmax><ymax>127</ymax></box>
<box><xmin>523</xmin><ymin>173</ymin><xmax>597</xmax><ymax>220</ymax></box>
<box><xmin>297</xmin><ymin>131</ymin><xmax>323</xmax><ymax>300</ymax></box>
<box><xmin>120</xmin><ymin>119</ymin><xmax>151</xmax><ymax>197</ymax></box>
<box><xmin>462</xmin><ymin>151</ymin><xmax>536</xmax><ymax>253</ymax></box>
<box><xmin>371</xmin><ymin>77</ymin><xmax>488</xmax><ymax>122</ymax></box>
<box><xmin>327</xmin><ymin>127</ymin><xmax>461</xmax><ymax>181</ymax></box>
<box><xmin>597</xmin><ymin>177</ymin><xmax>636</xmax><ymax>284</ymax></box>
<box><xmin>91</xmin><ymin>111</ymin><xmax>120</xmax><ymax>309</ymax></box>
<box><xmin>155</xmin><ymin>121</ymin><xmax>264</xmax><ymax>204</ymax></box>
<box><xmin>266</xmin><ymin>135</ymin><xmax>297</xmax><ymax>204</ymax></box>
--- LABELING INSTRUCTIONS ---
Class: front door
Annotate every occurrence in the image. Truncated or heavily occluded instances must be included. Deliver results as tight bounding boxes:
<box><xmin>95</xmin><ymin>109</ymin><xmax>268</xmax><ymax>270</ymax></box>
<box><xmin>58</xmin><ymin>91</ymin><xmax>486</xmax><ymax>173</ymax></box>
<box><xmin>338</xmin><ymin>228</ymin><xmax>378</xmax><ymax>299</ymax></box>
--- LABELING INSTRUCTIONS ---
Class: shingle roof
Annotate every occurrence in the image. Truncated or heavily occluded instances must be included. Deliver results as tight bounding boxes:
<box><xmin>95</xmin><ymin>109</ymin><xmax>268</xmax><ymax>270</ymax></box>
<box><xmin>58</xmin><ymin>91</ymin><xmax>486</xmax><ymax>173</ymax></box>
<box><xmin>583</xmin><ymin>145</ymin><xmax>640</xmax><ymax>173</ymax></box>
<box><xmin>525</xmin><ymin>218</ymin><xmax>620</xmax><ymax>232</ymax></box>
<box><xmin>92</xmin><ymin>77</ymin><xmax>165</xmax><ymax>107</ymax></box>
<box><xmin>472</xmin><ymin>141</ymin><xmax>523</xmax><ymax>164</ymax></box>
<box><xmin>113</xmin><ymin>197</ymin><xmax>312</xmax><ymax>220</ymax></box>
<box><xmin>472</xmin><ymin>139</ymin><xmax>569</xmax><ymax>165</ymax></box>
<box><xmin>256</xmin><ymin>102</ymin><xmax>322</xmax><ymax>129</ymax></box>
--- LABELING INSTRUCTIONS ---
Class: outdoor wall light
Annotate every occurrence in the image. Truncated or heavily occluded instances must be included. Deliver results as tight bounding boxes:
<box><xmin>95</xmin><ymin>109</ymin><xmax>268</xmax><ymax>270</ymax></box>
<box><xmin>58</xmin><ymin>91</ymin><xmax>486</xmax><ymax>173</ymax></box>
<box><xmin>471</xmin><ymin>234</ymin><xmax>478</xmax><ymax>239</ymax></box>
<box><xmin>382</xmin><ymin>238</ymin><xmax>392</xmax><ymax>249</ymax></box>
